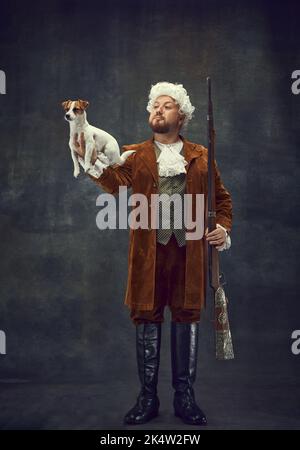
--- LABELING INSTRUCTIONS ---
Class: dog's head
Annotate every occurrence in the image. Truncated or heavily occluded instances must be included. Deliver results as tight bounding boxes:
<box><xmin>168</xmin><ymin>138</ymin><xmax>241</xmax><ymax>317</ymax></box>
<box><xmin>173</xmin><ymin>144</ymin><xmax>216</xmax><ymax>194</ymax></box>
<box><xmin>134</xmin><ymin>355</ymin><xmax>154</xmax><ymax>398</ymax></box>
<box><xmin>62</xmin><ymin>99</ymin><xmax>89</xmax><ymax>121</ymax></box>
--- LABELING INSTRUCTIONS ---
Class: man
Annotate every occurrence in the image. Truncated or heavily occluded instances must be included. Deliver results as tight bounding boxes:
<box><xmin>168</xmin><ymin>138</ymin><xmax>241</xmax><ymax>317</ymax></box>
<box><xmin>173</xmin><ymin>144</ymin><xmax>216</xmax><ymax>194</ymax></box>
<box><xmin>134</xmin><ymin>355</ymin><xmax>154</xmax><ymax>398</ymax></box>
<box><xmin>74</xmin><ymin>82</ymin><xmax>233</xmax><ymax>426</ymax></box>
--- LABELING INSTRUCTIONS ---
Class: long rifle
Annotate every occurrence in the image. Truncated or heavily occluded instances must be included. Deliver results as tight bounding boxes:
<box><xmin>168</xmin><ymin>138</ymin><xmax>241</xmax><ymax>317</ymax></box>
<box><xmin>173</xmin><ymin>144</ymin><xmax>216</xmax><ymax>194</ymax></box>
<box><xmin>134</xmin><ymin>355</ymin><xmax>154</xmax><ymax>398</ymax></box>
<box><xmin>207</xmin><ymin>77</ymin><xmax>234</xmax><ymax>360</ymax></box>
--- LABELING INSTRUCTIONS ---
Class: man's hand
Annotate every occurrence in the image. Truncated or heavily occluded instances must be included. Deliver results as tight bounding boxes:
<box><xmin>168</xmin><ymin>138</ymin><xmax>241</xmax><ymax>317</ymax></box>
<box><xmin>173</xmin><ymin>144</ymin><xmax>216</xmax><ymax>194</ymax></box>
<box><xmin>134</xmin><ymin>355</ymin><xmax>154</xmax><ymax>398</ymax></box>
<box><xmin>205</xmin><ymin>226</ymin><xmax>227</xmax><ymax>250</ymax></box>
<box><xmin>73</xmin><ymin>132</ymin><xmax>97</xmax><ymax>164</ymax></box>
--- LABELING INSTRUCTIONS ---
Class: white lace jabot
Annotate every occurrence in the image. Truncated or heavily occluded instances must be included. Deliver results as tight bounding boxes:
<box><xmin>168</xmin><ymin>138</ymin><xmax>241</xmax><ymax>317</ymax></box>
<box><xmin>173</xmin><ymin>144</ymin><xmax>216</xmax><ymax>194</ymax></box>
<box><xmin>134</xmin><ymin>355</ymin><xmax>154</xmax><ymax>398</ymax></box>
<box><xmin>154</xmin><ymin>139</ymin><xmax>188</xmax><ymax>177</ymax></box>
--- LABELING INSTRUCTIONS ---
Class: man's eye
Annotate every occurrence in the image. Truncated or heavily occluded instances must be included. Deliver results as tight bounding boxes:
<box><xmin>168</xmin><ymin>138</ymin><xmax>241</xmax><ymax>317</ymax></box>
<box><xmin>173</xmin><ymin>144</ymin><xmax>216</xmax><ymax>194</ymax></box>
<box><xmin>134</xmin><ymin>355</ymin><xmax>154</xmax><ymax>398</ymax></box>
<box><xmin>153</xmin><ymin>105</ymin><xmax>172</xmax><ymax>110</ymax></box>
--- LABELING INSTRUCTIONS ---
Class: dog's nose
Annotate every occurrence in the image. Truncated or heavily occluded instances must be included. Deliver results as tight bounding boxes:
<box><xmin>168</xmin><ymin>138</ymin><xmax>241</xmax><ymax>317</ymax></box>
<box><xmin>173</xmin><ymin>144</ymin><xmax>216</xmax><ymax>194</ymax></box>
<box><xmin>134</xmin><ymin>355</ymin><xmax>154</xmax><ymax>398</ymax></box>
<box><xmin>65</xmin><ymin>114</ymin><xmax>70</xmax><ymax>119</ymax></box>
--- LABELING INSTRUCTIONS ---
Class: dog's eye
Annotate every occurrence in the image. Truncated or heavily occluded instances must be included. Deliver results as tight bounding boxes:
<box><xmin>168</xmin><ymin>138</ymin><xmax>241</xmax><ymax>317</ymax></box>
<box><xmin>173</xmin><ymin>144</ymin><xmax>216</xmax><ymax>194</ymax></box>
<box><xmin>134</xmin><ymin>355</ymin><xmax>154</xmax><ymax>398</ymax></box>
<box><xmin>73</xmin><ymin>107</ymin><xmax>79</xmax><ymax>112</ymax></box>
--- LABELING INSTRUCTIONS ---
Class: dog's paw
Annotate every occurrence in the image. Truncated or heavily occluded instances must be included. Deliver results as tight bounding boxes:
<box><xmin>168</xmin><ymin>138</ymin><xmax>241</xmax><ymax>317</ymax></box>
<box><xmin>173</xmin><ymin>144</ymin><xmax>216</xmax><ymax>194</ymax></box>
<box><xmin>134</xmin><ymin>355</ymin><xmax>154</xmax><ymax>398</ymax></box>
<box><xmin>97</xmin><ymin>152</ymin><xmax>110</xmax><ymax>165</ymax></box>
<box><xmin>84</xmin><ymin>165</ymin><xmax>92</xmax><ymax>173</ymax></box>
<box><xmin>73</xmin><ymin>169</ymin><xmax>80</xmax><ymax>178</ymax></box>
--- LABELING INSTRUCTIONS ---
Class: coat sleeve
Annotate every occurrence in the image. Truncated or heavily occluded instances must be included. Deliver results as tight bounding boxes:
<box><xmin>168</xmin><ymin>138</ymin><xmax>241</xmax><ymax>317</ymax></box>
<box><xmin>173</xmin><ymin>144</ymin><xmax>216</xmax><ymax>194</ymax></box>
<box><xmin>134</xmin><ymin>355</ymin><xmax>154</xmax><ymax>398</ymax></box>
<box><xmin>214</xmin><ymin>160</ymin><xmax>233</xmax><ymax>232</ymax></box>
<box><xmin>87</xmin><ymin>148</ymin><xmax>135</xmax><ymax>195</ymax></box>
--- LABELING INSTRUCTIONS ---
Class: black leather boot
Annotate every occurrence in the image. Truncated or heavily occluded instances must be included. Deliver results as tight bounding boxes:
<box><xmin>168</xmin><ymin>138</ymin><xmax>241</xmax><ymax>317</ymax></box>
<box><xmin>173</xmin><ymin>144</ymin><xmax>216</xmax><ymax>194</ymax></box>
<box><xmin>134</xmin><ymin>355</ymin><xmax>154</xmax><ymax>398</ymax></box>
<box><xmin>171</xmin><ymin>322</ymin><xmax>207</xmax><ymax>426</ymax></box>
<box><xmin>124</xmin><ymin>322</ymin><xmax>161</xmax><ymax>425</ymax></box>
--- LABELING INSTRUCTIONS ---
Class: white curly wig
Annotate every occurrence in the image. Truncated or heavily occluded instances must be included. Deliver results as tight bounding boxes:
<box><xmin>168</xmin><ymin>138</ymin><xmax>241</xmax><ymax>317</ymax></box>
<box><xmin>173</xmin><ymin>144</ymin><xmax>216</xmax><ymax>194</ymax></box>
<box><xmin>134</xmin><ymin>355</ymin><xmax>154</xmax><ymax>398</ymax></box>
<box><xmin>146</xmin><ymin>81</ymin><xmax>195</xmax><ymax>128</ymax></box>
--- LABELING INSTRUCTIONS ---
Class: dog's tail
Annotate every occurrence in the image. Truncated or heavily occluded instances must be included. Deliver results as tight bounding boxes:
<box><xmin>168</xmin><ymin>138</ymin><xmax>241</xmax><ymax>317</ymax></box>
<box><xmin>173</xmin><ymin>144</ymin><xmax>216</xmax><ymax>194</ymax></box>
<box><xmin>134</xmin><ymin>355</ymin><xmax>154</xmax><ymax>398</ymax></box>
<box><xmin>119</xmin><ymin>150</ymin><xmax>136</xmax><ymax>164</ymax></box>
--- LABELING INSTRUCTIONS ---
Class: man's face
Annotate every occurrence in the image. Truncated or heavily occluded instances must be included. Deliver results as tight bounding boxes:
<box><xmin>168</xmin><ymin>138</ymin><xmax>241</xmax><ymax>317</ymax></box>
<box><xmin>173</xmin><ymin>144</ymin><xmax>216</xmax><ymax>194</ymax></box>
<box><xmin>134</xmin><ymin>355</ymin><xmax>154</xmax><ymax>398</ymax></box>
<box><xmin>148</xmin><ymin>95</ymin><xmax>185</xmax><ymax>133</ymax></box>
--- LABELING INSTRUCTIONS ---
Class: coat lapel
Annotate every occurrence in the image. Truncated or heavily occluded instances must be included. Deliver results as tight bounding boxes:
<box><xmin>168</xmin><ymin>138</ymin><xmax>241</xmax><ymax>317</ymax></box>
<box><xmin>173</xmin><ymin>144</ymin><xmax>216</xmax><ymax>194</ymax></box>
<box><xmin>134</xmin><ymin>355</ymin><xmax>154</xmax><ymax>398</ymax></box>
<box><xmin>181</xmin><ymin>135</ymin><xmax>203</xmax><ymax>172</ymax></box>
<box><xmin>138</xmin><ymin>134</ymin><xmax>202</xmax><ymax>183</ymax></box>
<box><xmin>138</xmin><ymin>137</ymin><xmax>159</xmax><ymax>183</ymax></box>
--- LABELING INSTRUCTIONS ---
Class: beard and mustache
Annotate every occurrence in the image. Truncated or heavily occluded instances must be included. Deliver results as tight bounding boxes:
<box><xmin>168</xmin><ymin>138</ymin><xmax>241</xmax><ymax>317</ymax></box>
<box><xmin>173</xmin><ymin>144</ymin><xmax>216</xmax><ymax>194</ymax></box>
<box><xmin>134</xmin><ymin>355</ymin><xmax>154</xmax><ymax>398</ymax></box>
<box><xmin>149</xmin><ymin>116</ymin><xmax>171</xmax><ymax>133</ymax></box>
<box><xmin>149</xmin><ymin>114</ymin><xmax>184</xmax><ymax>133</ymax></box>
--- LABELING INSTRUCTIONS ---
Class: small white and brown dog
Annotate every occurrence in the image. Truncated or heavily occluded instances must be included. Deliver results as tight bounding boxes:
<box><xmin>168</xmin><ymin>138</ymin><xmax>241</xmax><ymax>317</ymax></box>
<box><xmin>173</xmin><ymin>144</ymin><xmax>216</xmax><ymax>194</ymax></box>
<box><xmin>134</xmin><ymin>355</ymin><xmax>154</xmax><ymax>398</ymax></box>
<box><xmin>62</xmin><ymin>99</ymin><xmax>135</xmax><ymax>177</ymax></box>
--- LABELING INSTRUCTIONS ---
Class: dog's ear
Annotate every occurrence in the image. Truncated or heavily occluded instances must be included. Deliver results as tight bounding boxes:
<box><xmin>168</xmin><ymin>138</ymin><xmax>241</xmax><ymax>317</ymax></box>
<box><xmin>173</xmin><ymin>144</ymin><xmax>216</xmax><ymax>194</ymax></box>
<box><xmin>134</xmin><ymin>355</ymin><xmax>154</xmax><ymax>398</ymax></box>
<box><xmin>62</xmin><ymin>100</ymin><xmax>72</xmax><ymax>110</ymax></box>
<box><xmin>78</xmin><ymin>99</ymin><xmax>89</xmax><ymax>110</ymax></box>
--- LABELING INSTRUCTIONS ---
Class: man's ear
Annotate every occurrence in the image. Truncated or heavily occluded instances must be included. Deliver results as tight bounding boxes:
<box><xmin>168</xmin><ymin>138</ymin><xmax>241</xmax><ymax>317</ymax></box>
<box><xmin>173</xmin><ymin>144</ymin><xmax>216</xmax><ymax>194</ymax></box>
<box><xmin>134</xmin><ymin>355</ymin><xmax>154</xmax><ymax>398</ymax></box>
<box><xmin>62</xmin><ymin>100</ymin><xmax>72</xmax><ymax>110</ymax></box>
<box><xmin>78</xmin><ymin>99</ymin><xmax>89</xmax><ymax>110</ymax></box>
<box><xmin>179</xmin><ymin>114</ymin><xmax>185</xmax><ymax>125</ymax></box>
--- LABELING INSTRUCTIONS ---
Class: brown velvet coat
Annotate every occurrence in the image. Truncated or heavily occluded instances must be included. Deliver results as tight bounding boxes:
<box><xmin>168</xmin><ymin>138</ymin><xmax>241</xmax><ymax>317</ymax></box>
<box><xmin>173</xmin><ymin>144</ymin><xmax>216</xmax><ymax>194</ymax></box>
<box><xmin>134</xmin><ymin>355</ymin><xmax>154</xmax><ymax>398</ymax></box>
<box><xmin>88</xmin><ymin>135</ymin><xmax>233</xmax><ymax>311</ymax></box>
